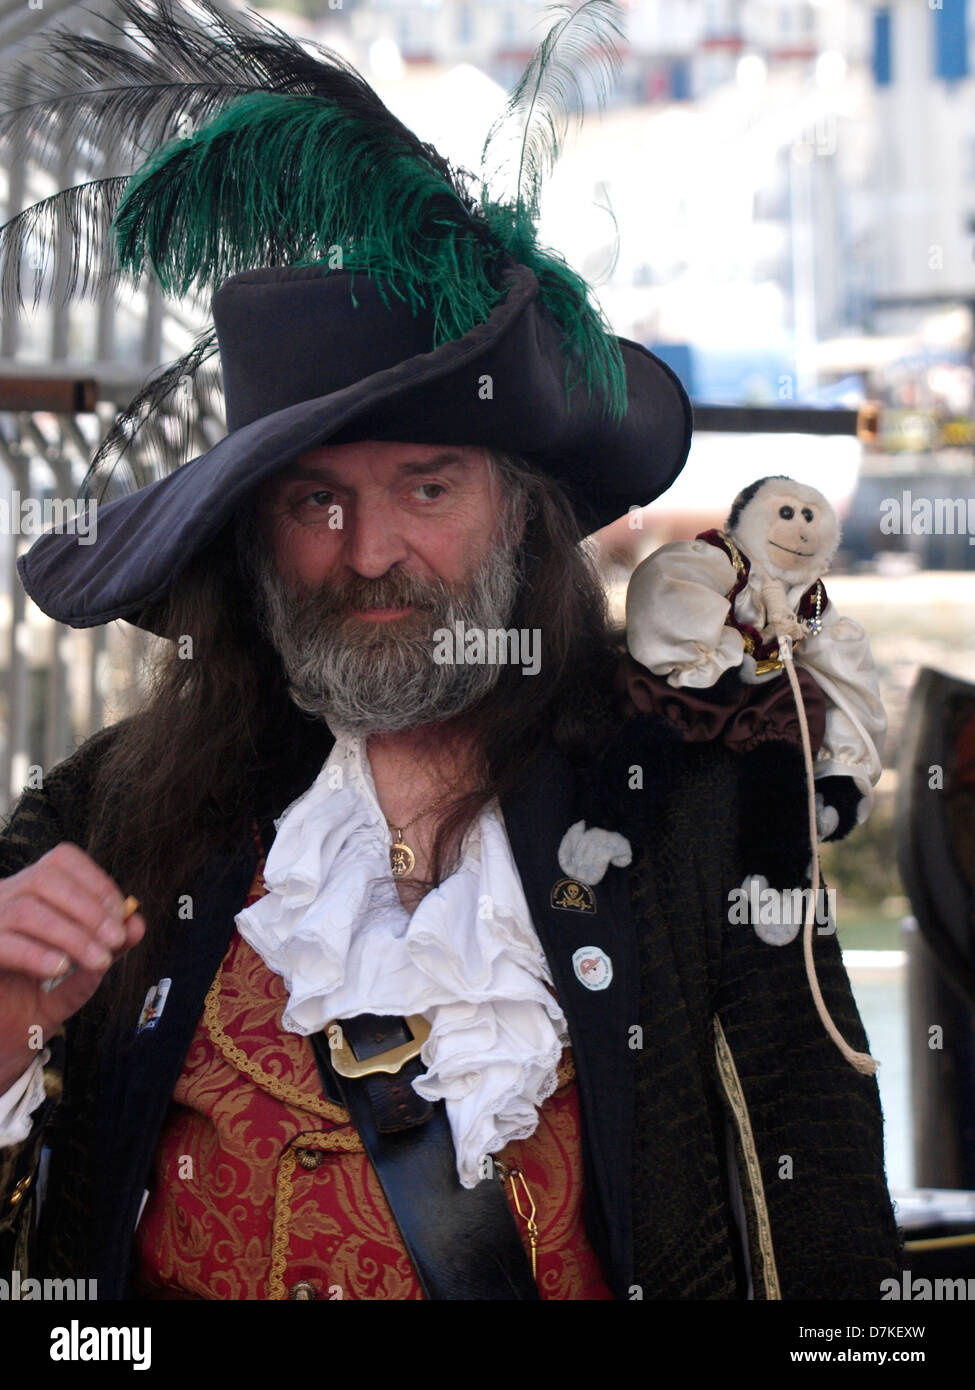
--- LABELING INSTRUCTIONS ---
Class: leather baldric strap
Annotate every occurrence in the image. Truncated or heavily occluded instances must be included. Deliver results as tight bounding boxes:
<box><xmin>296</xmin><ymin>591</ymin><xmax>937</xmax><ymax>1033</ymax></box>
<box><xmin>309</xmin><ymin>1013</ymin><xmax>540</xmax><ymax>1301</ymax></box>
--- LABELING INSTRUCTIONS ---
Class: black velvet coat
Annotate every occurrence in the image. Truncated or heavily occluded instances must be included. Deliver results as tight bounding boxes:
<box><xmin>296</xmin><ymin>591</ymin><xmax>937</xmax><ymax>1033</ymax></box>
<box><xmin>0</xmin><ymin>707</ymin><xmax>903</xmax><ymax>1300</ymax></box>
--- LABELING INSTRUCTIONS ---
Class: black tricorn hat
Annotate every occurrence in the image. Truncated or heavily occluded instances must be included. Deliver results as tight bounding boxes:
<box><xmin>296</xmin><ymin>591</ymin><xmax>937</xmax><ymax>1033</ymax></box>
<box><xmin>2</xmin><ymin>0</ymin><xmax>692</xmax><ymax>632</ymax></box>
<box><xmin>16</xmin><ymin>261</ymin><xmax>691</xmax><ymax>631</ymax></box>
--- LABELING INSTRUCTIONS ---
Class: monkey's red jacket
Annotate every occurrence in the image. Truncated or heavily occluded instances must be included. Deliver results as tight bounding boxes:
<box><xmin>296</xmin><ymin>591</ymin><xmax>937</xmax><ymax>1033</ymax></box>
<box><xmin>0</xmin><ymin>708</ymin><xmax>903</xmax><ymax>1299</ymax></box>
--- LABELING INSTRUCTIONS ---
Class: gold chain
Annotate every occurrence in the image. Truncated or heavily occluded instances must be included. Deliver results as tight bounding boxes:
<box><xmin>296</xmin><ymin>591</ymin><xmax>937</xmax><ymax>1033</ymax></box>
<box><xmin>387</xmin><ymin>787</ymin><xmax>457</xmax><ymax>838</ymax></box>
<box><xmin>494</xmin><ymin>1161</ymin><xmax>540</xmax><ymax>1281</ymax></box>
<box><xmin>386</xmin><ymin>788</ymin><xmax>459</xmax><ymax>881</ymax></box>
<box><xmin>384</xmin><ymin>781</ymin><xmax>492</xmax><ymax>880</ymax></box>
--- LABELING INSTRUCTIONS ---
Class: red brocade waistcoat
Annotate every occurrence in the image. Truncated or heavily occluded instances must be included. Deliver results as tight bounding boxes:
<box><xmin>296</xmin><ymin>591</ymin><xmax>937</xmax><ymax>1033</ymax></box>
<box><xmin>133</xmin><ymin>840</ymin><xmax>614</xmax><ymax>1300</ymax></box>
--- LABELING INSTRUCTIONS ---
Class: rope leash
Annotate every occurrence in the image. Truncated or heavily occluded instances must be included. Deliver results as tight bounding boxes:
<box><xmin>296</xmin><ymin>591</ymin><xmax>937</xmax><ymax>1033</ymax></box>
<box><xmin>779</xmin><ymin>636</ymin><xmax>878</xmax><ymax>1076</ymax></box>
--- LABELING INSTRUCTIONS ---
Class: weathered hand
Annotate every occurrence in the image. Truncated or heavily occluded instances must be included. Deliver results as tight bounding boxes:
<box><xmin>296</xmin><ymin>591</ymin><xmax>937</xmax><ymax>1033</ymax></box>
<box><xmin>0</xmin><ymin>842</ymin><xmax>144</xmax><ymax>1092</ymax></box>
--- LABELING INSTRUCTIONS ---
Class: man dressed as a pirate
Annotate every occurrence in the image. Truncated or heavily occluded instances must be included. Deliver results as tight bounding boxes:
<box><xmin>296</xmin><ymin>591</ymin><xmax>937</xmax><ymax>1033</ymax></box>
<box><xmin>0</xmin><ymin>0</ymin><xmax>901</xmax><ymax>1299</ymax></box>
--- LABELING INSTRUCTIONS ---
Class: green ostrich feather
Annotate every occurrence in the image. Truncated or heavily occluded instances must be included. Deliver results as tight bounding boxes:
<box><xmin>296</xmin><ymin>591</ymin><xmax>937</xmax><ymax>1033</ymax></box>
<box><xmin>111</xmin><ymin>91</ymin><xmax>627</xmax><ymax>421</ymax></box>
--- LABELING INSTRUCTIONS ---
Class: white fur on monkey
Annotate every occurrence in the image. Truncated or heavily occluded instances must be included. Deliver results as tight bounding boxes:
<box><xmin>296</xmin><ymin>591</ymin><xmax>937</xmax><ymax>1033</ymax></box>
<box><xmin>625</xmin><ymin>477</ymin><xmax>886</xmax><ymax>822</ymax></box>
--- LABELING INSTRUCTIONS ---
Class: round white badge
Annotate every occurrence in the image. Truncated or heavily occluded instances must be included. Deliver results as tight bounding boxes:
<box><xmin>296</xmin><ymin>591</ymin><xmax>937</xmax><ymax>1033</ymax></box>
<box><xmin>572</xmin><ymin>945</ymin><xmax>613</xmax><ymax>991</ymax></box>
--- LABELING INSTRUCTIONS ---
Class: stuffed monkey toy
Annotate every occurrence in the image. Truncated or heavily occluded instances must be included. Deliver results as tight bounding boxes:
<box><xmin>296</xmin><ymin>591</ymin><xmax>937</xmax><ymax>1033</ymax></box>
<box><xmin>623</xmin><ymin>476</ymin><xmax>886</xmax><ymax>1074</ymax></box>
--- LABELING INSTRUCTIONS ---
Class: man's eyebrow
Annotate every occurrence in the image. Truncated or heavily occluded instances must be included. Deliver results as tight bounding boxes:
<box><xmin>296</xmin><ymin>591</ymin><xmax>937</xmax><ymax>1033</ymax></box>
<box><xmin>281</xmin><ymin>450</ymin><xmax>471</xmax><ymax>484</ymax></box>
<box><xmin>400</xmin><ymin>451</ymin><xmax>471</xmax><ymax>476</ymax></box>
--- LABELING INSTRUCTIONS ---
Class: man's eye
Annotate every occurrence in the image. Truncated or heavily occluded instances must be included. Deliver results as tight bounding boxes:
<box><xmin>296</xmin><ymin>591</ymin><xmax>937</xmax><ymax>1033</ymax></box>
<box><xmin>299</xmin><ymin>490</ymin><xmax>335</xmax><ymax>508</ymax></box>
<box><xmin>413</xmin><ymin>482</ymin><xmax>446</xmax><ymax>500</ymax></box>
<box><xmin>779</xmin><ymin>505</ymin><xmax>794</xmax><ymax>520</ymax></box>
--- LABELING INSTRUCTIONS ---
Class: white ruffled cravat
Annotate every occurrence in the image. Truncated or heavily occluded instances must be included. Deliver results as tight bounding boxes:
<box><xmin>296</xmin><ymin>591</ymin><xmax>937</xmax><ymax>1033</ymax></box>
<box><xmin>235</xmin><ymin>730</ymin><xmax>568</xmax><ymax>1188</ymax></box>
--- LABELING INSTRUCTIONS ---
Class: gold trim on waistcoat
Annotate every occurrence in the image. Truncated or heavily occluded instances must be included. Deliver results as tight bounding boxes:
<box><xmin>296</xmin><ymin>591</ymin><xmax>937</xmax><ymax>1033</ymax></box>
<box><xmin>268</xmin><ymin>1146</ymin><xmax>298</xmax><ymax>1301</ymax></box>
<box><xmin>202</xmin><ymin>973</ymin><xmax>351</xmax><ymax>1122</ymax></box>
<box><xmin>267</xmin><ymin>1130</ymin><xmax>365</xmax><ymax>1300</ymax></box>
<box><xmin>712</xmin><ymin>1015</ymin><xmax>781</xmax><ymax>1300</ymax></box>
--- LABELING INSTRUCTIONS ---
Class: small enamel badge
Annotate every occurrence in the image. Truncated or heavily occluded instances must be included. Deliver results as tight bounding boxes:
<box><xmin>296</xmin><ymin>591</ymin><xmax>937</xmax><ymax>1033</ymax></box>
<box><xmin>572</xmin><ymin>945</ymin><xmax>613</xmax><ymax>991</ymax></box>
<box><xmin>136</xmin><ymin>978</ymin><xmax>172</xmax><ymax>1035</ymax></box>
<box><xmin>551</xmin><ymin>877</ymin><xmax>597</xmax><ymax>913</ymax></box>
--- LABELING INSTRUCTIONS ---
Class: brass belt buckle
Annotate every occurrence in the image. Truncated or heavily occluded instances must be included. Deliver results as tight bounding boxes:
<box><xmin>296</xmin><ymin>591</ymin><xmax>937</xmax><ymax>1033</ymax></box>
<box><xmin>327</xmin><ymin>1014</ymin><xmax>432</xmax><ymax>1079</ymax></box>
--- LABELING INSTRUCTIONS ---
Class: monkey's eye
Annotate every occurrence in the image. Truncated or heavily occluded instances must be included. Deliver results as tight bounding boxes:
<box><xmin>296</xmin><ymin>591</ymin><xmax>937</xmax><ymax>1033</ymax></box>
<box><xmin>779</xmin><ymin>505</ymin><xmax>794</xmax><ymax>520</ymax></box>
<box><xmin>801</xmin><ymin>507</ymin><xmax>814</xmax><ymax>523</ymax></box>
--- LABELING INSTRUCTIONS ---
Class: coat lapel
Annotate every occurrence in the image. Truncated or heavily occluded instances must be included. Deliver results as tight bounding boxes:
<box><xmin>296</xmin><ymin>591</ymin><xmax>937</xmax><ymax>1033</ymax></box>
<box><xmin>94</xmin><ymin>717</ymin><xmax>337</xmax><ymax>1296</ymax></box>
<box><xmin>499</xmin><ymin>741</ymin><xmax>639</xmax><ymax>1298</ymax></box>
<box><xmin>94</xmin><ymin>836</ymin><xmax>258</xmax><ymax>1296</ymax></box>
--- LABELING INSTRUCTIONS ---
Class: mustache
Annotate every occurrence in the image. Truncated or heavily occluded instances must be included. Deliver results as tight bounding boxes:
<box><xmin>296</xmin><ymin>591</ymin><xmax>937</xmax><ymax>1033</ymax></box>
<box><xmin>287</xmin><ymin>569</ymin><xmax>453</xmax><ymax>617</ymax></box>
<box><xmin>245</xmin><ymin>518</ymin><xmax>525</xmax><ymax>734</ymax></box>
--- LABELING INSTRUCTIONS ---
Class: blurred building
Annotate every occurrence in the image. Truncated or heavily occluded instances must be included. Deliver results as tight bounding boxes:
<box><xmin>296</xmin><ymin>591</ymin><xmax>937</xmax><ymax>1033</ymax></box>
<box><xmin>0</xmin><ymin>0</ymin><xmax>233</xmax><ymax>804</ymax></box>
<box><xmin>341</xmin><ymin>0</ymin><xmax>859</xmax><ymax>104</ymax></box>
<box><xmin>868</xmin><ymin>0</ymin><xmax>974</xmax><ymax>322</ymax></box>
<box><xmin>311</xmin><ymin>1</ymin><xmax>973</xmax><ymax>399</ymax></box>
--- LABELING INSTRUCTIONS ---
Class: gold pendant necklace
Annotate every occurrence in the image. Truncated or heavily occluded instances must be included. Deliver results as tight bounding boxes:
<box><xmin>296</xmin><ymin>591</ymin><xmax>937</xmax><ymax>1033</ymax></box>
<box><xmin>387</xmin><ymin>788</ymin><xmax>455</xmax><ymax>880</ymax></box>
<box><xmin>390</xmin><ymin>833</ymin><xmax>416</xmax><ymax>879</ymax></box>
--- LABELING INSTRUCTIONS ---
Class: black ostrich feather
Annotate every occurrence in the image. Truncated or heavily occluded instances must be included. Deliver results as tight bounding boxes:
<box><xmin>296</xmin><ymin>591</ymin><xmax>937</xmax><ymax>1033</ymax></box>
<box><xmin>0</xmin><ymin>0</ymin><xmax>477</xmax><ymax>311</ymax></box>
<box><xmin>80</xmin><ymin>325</ymin><xmax>223</xmax><ymax>501</ymax></box>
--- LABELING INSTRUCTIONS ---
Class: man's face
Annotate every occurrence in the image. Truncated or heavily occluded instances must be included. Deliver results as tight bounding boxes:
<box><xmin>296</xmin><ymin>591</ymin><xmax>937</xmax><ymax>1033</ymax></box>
<box><xmin>243</xmin><ymin>440</ymin><xmax>525</xmax><ymax>733</ymax></box>
<box><xmin>256</xmin><ymin>440</ymin><xmax>505</xmax><ymax>599</ymax></box>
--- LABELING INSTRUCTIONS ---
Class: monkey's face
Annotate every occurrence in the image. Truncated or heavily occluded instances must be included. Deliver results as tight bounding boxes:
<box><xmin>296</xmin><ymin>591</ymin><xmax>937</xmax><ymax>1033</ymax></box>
<box><xmin>731</xmin><ymin>480</ymin><xmax>838</xmax><ymax>585</ymax></box>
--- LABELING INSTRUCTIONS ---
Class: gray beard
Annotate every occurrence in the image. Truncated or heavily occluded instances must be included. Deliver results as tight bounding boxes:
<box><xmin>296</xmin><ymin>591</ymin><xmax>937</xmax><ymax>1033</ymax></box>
<box><xmin>243</xmin><ymin>525</ymin><xmax>523</xmax><ymax>735</ymax></box>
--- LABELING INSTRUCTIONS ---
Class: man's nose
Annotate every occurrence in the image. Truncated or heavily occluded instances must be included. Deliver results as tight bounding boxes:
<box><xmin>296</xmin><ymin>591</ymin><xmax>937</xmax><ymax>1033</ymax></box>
<box><xmin>341</xmin><ymin>501</ymin><xmax>410</xmax><ymax>577</ymax></box>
